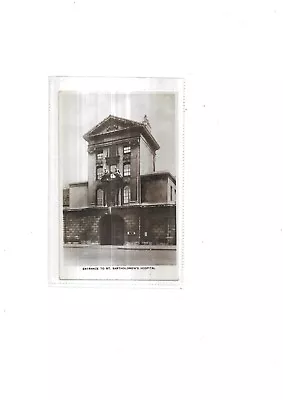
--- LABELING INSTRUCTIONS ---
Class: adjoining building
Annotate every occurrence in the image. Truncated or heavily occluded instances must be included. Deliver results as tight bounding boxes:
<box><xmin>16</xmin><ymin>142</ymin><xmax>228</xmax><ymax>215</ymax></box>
<box><xmin>63</xmin><ymin>114</ymin><xmax>176</xmax><ymax>245</ymax></box>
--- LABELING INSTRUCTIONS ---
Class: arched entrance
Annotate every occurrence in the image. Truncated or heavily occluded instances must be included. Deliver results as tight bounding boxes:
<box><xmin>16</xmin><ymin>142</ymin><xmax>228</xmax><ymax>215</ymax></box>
<box><xmin>99</xmin><ymin>214</ymin><xmax>125</xmax><ymax>245</ymax></box>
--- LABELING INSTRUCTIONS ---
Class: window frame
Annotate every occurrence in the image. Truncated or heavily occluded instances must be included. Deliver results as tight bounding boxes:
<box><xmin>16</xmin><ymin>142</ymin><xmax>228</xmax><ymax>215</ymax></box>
<box><xmin>123</xmin><ymin>145</ymin><xmax>131</xmax><ymax>154</ymax></box>
<box><xmin>96</xmin><ymin>151</ymin><xmax>103</xmax><ymax>160</ymax></box>
<box><xmin>96</xmin><ymin>166</ymin><xmax>103</xmax><ymax>180</ymax></box>
<box><xmin>123</xmin><ymin>162</ymin><xmax>131</xmax><ymax>177</ymax></box>
<box><xmin>96</xmin><ymin>188</ymin><xmax>104</xmax><ymax>206</ymax></box>
<box><xmin>123</xmin><ymin>186</ymin><xmax>131</xmax><ymax>204</ymax></box>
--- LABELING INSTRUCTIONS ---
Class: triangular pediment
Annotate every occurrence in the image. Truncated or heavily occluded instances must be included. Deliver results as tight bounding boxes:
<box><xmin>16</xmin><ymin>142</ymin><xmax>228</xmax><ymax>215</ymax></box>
<box><xmin>83</xmin><ymin>114</ymin><xmax>160</xmax><ymax>151</ymax></box>
<box><xmin>83</xmin><ymin>115</ymin><xmax>141</xmax><ymax>141</ymax></box>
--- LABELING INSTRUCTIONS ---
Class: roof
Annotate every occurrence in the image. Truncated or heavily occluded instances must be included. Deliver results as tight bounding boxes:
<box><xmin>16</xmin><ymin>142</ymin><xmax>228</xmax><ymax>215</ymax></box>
<box><xmin>83</xmin><ymin>114</ymin><xmax>160</xmax><ymax>151</ymax></box>
<box><xmin>141</xmin><ymin>171</ymin><xmax>176</xmax><ymax>185</ymax></box>
<box><xmin>69</xmin><ymin>182</ymin><xmax>88</xmax><ymax>187</ymax></box>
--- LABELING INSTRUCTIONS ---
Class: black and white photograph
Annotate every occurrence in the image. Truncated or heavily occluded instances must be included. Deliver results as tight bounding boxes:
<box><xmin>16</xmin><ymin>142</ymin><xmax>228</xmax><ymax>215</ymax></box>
<box><xmin>50</xmin><ymin>77</ymin><xmax>184</xmax><ymax>282</ymax></box>
<box><xmin>3</xmin><ymin>2</ymin><xmax>283</xmax><ymax>400</ymax></box>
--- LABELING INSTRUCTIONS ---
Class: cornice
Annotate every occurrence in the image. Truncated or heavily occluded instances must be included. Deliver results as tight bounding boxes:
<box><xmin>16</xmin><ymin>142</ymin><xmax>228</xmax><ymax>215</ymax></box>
<box><xmin>83</xmin><ymin>115</ymin><xmax>160</xmax><ymax>151</ymax></box>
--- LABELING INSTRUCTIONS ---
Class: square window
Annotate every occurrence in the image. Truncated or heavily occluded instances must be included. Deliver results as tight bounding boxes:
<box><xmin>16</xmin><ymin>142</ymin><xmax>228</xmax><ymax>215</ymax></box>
<box><xmin>97</xmin><ymin>151</ymin><xmax>103</xmax><ymax>160</ymax></box>
<box><xmin>110</xmin><ymin>165</ymin><xmax>116</xmax><ymax>173</ymax></box>
<box><xmin>123</xmin><ymin>146</ymin><xmax>131</xmax><ymax>154</ymax></box>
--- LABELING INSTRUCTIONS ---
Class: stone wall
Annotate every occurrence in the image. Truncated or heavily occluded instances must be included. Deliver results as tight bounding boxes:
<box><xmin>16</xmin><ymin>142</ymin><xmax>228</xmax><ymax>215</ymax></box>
<box><xmin>140</xmin><ymin>136</ymin><xmax>154</xmax><ymax>175</ymax></box>
<box><xmin>63</xmin><ymin>188</ymin><xmax>69</xmax><ymax>207</ymax></box>
<box><xmin>63</xmin><ymin>205</ymin><xmax>176</xmax><ymax>245</ymax></box>
<box><xmin>64</xmin><ymin>210</ymin><xmax>101</xmax><ymax>243</ymax></box>
<box><xmin>141</xmin><ymin>207</ymin><xmax>176</xmax><ymax>245</ymax></box>
<box><xmin>123</xmin><ymin>211</ymin><xmax>140</xmax><ymax>244</ymax></box>
<box><xmin>141</xmin><ymin>177</ymin><xmax>168</xmax><ymax>203</ymax></box>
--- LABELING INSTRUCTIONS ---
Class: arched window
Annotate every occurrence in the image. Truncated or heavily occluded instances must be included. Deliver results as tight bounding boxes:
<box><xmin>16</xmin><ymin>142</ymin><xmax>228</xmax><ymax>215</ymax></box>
<box><xmin>96</xmin><ymin>188</ymin><xmax>104</xmax><ymax>206</ymax></box>
<box><xmin>123</xmin><ymin>186</ymin><xmax>131</xmax><ymax>204</ymax></box>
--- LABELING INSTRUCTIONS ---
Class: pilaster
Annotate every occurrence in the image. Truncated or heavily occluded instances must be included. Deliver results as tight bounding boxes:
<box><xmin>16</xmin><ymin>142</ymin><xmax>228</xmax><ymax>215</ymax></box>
<box><xmin>87</xmin><ymin>145</ymin><xmax>96</xmax><ymax>205</ymax></box>
<box><xmin>129</xmin><ymin>138</ymin><xmax>140</xmax><ymax>202</ymax></box>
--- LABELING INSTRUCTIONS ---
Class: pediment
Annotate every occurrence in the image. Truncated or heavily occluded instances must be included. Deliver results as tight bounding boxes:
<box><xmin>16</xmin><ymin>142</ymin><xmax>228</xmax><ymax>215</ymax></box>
<box><xmin>83</xmin><ymin>115</ymin><xmax>140</xmax><ymax>141</ymax></box>
<box><xmin>83</xmin><ymin>114</ymin><xmax>160</xmax><ymax>151</ymax></box>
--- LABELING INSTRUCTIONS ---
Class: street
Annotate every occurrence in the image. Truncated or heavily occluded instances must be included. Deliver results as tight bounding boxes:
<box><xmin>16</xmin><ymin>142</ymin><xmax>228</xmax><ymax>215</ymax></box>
<box><xmin>63</xmin><ymin>246</ymin><xmax>176</xmax><ymax>267</ymax></box>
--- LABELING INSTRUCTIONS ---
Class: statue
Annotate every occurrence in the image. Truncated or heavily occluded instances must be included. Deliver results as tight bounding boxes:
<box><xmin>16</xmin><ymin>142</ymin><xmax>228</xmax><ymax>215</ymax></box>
<box><xmin>99</xmin><ymin>166</ymin><xmax>123</xmax><ymax>206</ymax></box>
<box><xmin>101</xmin><ymin>169</ymin><xmax>111</xmax><ymax>183</ymax></box>
<box><xmin>114</xmin><ymin>167</ymin><xmax>122</xmax><ymax>180</ymax></box>
<box><xmin>142</xmin><ymin>114</ymin><xmax>151</xmax><ymax>129</ymax></box>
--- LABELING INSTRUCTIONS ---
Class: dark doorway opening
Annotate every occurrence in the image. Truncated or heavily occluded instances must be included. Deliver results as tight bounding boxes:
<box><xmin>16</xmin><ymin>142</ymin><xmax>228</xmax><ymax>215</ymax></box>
<box><xmin>99</xmin><ymin>214</ymin><xmax>125</xmax><ymax>245</ymax></box>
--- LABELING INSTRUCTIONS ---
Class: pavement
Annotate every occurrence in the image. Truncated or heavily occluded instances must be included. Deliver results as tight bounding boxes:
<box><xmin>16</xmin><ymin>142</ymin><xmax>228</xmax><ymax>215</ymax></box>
<box><xmin>64</xmin><ymin>243</ymin><xmax>176</xmax><ymax>250</ymax></box>
<box><xmin>118</xmin><ymin>245</ymin><xmax>176</xmax><ymax>250</ymax></box>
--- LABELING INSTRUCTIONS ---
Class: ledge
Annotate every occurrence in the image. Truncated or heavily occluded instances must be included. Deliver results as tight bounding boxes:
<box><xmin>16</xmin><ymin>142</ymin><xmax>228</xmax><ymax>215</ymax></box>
<box><xmin>63</xmin><ymin>202</ymin><xmax>176</xmax><ymax>212</ymax></box>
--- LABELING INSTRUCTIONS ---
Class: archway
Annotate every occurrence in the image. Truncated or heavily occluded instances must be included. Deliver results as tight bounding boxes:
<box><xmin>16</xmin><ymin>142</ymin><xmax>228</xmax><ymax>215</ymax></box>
<box><xmin>99</xmin><ymin>214</ymin><xmax>125</xmax><ymax>245</ymax></box>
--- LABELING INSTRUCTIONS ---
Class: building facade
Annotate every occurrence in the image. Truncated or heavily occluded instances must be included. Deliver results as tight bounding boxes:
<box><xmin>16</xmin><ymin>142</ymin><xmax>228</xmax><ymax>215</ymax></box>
<box><xmin>63</xmin><ymin>115</ymin><xmax>176</xmax><ymax>245</ymax></box>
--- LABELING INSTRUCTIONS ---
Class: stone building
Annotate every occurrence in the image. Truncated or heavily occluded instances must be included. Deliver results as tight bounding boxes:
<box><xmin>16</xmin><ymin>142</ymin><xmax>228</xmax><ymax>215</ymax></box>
<box><xmin>63</xmin><ymin>114</ymin><xmax>176</xmax><ymax>245</ymax></box>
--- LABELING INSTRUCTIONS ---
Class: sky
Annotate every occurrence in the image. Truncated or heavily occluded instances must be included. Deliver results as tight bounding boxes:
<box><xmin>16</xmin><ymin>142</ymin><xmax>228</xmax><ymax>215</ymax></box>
<box><xmin>59</xmin><ymin>92</ymin><xmax>177</xmax><ymax>186</ymax></box>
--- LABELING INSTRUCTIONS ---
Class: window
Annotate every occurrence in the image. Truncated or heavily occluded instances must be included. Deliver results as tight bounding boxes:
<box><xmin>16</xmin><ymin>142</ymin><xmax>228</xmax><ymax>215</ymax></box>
<box><xmin>96</xmin><ymin>167</ymin><xmax>103</xmax><ymax>180</ymax></box>
<box><xmin>123</xmin><ymin>145</ymin><xmax>131</xmax><ymax>154</ymax></box>
<box><xmin>123</xmin><ymin>186</ymin><xmax>131</xmax><ymax>204</ymax></box>
<box><xmin>96</xmin><ymin>189</ymin><xmax>104</xmax><ymax>206</ymax></box>
<box><xmin>97</xmin><ymin>151</ymin><xmax>103</xmax><ymax>160</ymax></box>
<box><xmin>123</xmin><ymin>163</ymin><xmax>131</xmax><ymax>176</ymax></box>
<box><xmin>170</xmin><ymin>186</ymin><xmax>173</xmax><ymax>201</ymax></box>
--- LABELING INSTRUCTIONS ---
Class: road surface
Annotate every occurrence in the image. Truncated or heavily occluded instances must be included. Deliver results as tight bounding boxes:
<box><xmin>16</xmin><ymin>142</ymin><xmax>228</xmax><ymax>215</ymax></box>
<box><xmin>63</xmin><ymin>246</ymin><xmax>176</xmax><ymax>267</ymax></box>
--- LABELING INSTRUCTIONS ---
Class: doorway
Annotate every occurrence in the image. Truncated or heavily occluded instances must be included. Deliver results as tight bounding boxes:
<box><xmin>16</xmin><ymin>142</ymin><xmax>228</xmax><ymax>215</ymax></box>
<box><xmin>99</xmin><ymin>214</ymin><xmax>125</xmax><ymax>245</ymax></box>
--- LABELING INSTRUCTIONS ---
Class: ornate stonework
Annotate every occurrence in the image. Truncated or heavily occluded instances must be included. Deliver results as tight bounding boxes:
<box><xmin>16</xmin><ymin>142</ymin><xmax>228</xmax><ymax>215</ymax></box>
<box><xmin>83</xmin><ymin>115</ymin><xmax>159</xmax><ymax>151</ymax></box>
<box><xmin>87</xmin><ymin>144</ymin><xmax>96</xmax><ymax>154</ymax></box>
<box><xmin>142</xmin><ymin>114</ymin><xmax>151</xmax><ymax>130</ymax></box>
<box><xmin>106</xmin><ymin>124</ymin><xmax>119</xmax><ymax>132</ymax></box>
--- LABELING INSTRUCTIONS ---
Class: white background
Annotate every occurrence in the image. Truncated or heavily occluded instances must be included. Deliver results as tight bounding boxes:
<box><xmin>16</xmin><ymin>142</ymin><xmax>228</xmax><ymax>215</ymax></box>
<box><xmin>1</xmin><ymin>1</ymin><xmax>283</xmax><ymax>399</ymax></box>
